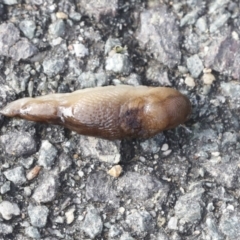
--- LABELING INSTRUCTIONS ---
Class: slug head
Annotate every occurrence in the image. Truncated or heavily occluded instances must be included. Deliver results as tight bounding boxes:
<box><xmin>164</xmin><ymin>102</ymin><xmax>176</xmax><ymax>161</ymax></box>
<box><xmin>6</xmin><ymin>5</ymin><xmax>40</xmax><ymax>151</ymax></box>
<box><xmin>139</xmin><ymin>93</ymin><xmax>191</xmax><ymax>138</ymax></box>
<box><xmin>119</xmin><ymin>92</ymin><xmax>191</xmax><ymax>139</ymax></box>
<box><xmin>154</xmin><ymin>94</ymin><xmax>191</xmax><ymax>130</ymax></box>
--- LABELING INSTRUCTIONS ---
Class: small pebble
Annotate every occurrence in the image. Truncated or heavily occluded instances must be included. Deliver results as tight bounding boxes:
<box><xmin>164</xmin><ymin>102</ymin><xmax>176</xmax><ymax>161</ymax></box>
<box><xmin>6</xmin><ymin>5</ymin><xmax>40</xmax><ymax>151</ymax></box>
<box><xmin>38</xmin><ymin>140</ymin><xmax>57</xmax><ymax>169</ymax></box>
<box><xmin>0</xmin><ymin>181</ymin><xmax>11</xmax><ymax>194</ymax></box>
<box><xmin>105</xmin><ymin>53</ymin><xmax>132</xmax><ymax>75</ymax></box>
<box><xmin>65</xmin><ymin>207</ymin><xmax>75</xmax><ymax>224</ymax></box>
<box><xmin>25</xmin><ymin>226</ymin><xmax>41</xmax><ymax>239</ymax></box>
<box><xmin>73</xmin><ymin>43</ymin><xmax>89</xmax><ymax>58</ymax></box>
<box><xmin>161</xmin><ymin>143</ymin><xmax>169</xmax><ymax>152</ymax></box>
<box><xmin>232</xmin><ymin>31</ymin><xmax>239</xmax><ymax>40</ymax></box>
<box><xmin>28</xmin><ymin>204</ymin><xmax>49</xmax><ymax>228</ymax></box>
<box><xmin>78</xmin><ymin>170</ymin><xmax>84</xmax><ymax>178</ymax></box>
<box><xmin>202</xmin><ymin>73</ymin><xmax>216</xmax><ymax>85</ymax></box>
<box><xmin>54</xmin><ymin>216</ymin><xmax>64</xmax><ymax>224</ymax></box>
<box><xmin>109</xmin><ymin>225</ymin><xmax>122</xmax><ymax>238</ymax></box>
<box><xmin>4</xmin><ymin>166</ymin><xmax>27</xmax><ymax>186</ymax></box>
<box><xmin>24</xmin><ymin>186</ymin><xmax>32</xmax><ymax>197</ymax></box>
<box><xmin>27</xmin><ymin>165</ymin><xmax>41</xmax><ymax>180</ymax></box>
<box><xmin>168</xmin><ymin>216</ymin><xmax>178</xmax><ymax>230</ymax></box>
<box><xmin>178</xmin><ymin>65</ymin><xmax>188</xmax><ymax>74</ymax></box>
<box><xmin>82</xmin><ymin>207</ymin><xmax>103</xmax><ymax>239</ymax></box>
<box><xmin>108</xmin><ymin>165</ymin><xmax>123</xmax><ymax>178</ymax></box>
<box><xmin>186</xmin><ymin>54</ymin><xmax>204</xmax><ymax>78</ymax></box>
<box><xmin>185</xmin><ymin>76</ymin><xmax>196</xmax><ymax>87</ymax></box>
<box><xmin>21</xmin><ymin>157</ymin><xmax>34</xmax><ymax>169</ymax></box>
<box><xmin>48</xmin><ymin>19</ymin><xmax>65</xmax><ymax>38</ymax></box>
<box><xmin>32</xmin><ymin>172</ymin><xmax>58</xmax><ymax>203</ymax></box>
<box><xmin>195</xmin><ymin>17</ymin><xmax>207</xmax><ymax>33</ymax></box>
<box><xmin>203</xmin><ymin>68</ymin><xmax>212</xmax><ymax>73</ymax></box>
<box><xmin>119</xmin><ymin>207</ymin><xmax>125</xmax><ymax>214</ymax></box>
<box><xmin>19</xmin><ymin>20</ymin><xmax>36</xmax><ymax>39</ymax></box>
<box><xmin>126</xmin><ymin>210</ymin><xmax>154</xmax><ymax>234</ymax></box>
<box><xmin>69</xmin><ymin>12</ymin><xmax>82</xmax><ymax>21</ymax></box>
<box><xmin>211</xmin><ymin>152</ymin><xmax>220</xmax><ymax>157</ymax></box>
<box><xmin>0</xmin><ymin>201</ymin><xmax>20</xmax><ymax>220</ymax></box>
<box><xmin>163</xmin><ymin>149</ymin><xmax>172</xmax><ymax>156</ymax></box>
<box><xmin>0</xmin><ymin>223</ymin><xmax>13</xmax><ymax>235</ymax></box>
<box><xmin>52</xmin><ymin>37</ymin><xmax>63</xmax><ymax>46</ymax></box>
<box><xmin>56</xmin><ymin>12</ymin><xmax>68</xmax><ymax>19</ymax></box>
<box><xmin>207</xmin><ymin>202</ymin><xmax>215</xmax><ymax>212</ymax></box>
<box><xmin>139</xmin><ymin>156</ymin><xmax>146</xmax><ymax>162</ymax></box>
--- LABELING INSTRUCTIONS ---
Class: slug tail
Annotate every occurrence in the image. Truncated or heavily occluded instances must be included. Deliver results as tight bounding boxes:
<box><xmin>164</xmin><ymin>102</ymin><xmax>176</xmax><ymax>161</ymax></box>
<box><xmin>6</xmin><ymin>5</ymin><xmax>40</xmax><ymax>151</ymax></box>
<box><xmin>0</xmin><ymin>97</ymin><xmax>60</xmax><ymax>124</ymax></box>
<box><xmin>0</xmin><ymin>107</ymin><xmax>12</xmax><ymax>117</ymax></box>
<box><xmin>0</xmin><ymin>98</ymin><xmax>32</xmax><ymax>117</ymax></box>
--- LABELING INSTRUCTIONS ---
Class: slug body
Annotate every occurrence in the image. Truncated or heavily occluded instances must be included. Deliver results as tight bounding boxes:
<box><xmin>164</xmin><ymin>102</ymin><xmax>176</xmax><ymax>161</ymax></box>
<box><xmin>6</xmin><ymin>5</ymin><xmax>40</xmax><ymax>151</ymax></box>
<box><xmin>0</xmin><ymin>85</ymin><xmax>191</xmax><ymax>140</ymax></box>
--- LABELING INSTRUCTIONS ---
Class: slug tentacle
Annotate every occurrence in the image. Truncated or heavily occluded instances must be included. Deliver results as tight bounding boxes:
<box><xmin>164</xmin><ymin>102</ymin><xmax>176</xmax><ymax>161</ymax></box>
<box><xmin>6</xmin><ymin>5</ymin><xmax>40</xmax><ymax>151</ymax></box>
<box><xmin>0</xmin><ymin>85</ymin><xmax>191</xmax><ymax>140</ymax></box>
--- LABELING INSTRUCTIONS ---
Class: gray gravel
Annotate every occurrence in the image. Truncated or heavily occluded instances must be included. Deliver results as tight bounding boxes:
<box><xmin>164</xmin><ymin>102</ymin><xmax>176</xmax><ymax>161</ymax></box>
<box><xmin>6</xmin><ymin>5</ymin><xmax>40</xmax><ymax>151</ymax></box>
<box><xmin>25</xmin><ymin>226</ymin><xmax>41</xmax><ymax>239</ymax></box>
<box><xmin>126</xmin><ymin>210</ymin><xmax>155</xmax><ymax>237</ymax></box>
<box><xmin>38</xmin><ymin>140</ymin><xmax>58</xmax><ymax>169</ymax></box>
<box><xmin>136</xmin><ymin>5</ymin><xmax>181</xmax><ymax>68</ymax></box>
<box><xmin>82</xmin><ymin>206</ymin><xmax>103</xmax><ymax>239</ymax></box>
<box><xmin>3</xmin><ymin>166</ymin><xmax>27</xmax><ymax>185</ymax></box>
<box><xmin>0</xmin><ymin>0</ymin><xmax>240</xmax><ymax>239</ymax></box>
<box><xmin>32</xmin><ymin>171</ymin><xmax>58</xmax><ymax>203</ymax></box>
<box><xmin>28</xmin><ymin>204</ymin><xmax>49</xmax><ymax>228</ymax></box>
<box><xmin>0</xmin><ymin>131</ymin><xmax>37</xmax><ymax>157</ymax></box>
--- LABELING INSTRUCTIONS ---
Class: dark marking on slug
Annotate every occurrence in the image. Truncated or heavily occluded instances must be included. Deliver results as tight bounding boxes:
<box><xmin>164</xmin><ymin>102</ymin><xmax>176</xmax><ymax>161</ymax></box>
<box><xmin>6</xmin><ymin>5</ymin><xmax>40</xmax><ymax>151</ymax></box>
<box><xmin>0</xmin><ymin>85</ymin><xmax>191</xmax><ymax>140</ymax></box>
<box><xmin>120</xmin><ymin>108</ymin><xmax>143</xmax><ymax>135</ymax></box>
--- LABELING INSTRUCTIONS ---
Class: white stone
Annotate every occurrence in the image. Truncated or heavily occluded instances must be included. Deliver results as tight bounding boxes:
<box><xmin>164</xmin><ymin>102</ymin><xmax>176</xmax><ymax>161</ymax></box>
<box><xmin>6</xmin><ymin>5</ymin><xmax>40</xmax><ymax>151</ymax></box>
<box><xmin>65</xmin><ymin>207</ymin><xmax>75</xmax><ymax>224</ymax></box>
<box><xmin>108</xmin><ymin>165</ymin><xmax>122</xmax><ymax>178</ymax></box>
<box><xmin>163</xmin><ymin>149</ymin><xmax>172</xmax><ymax>156</ymax></box>
<box><xmin>161</xmin><ymin>143</ymin><xmax>169</xmax><ymax>151</ymax></box>
<box><xmin>202</xmin><ymin>73</ymin><xmax>215</xmax><ymax>85</ymax></box>
<box><xmin>185</xmin><ymin>76</ymin><xmax>196</xmax><ymax>87</ymax></box>
<box><xmin>73</xmin><ymin>43</ymin><xmax>89</xmax><ymax>58</ymax></box>
<box><xmin>0</xmin><ymin>201</ymin><xmax>20</xmax><ymax>220</ymax></box>
<box><xmin>168</xmin><ymin>216</ymin><xmax>178</xmax><ymax>230</ymax></box>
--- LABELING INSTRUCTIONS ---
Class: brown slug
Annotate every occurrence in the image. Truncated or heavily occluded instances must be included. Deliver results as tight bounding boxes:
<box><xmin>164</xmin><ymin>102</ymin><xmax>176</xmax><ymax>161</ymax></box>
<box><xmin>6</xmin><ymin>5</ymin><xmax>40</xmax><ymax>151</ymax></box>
<box><xmin>0</xmin><ymin>85</ymin><xmax>191</xmax><ymax>140</ymax></box>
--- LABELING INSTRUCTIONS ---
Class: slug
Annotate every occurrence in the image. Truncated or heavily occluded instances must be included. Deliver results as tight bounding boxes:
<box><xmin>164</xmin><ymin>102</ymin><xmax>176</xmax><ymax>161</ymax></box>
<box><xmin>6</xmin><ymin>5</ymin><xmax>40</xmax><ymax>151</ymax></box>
<box><xmin>0</xmin><ymin>85</ymin><xmax>191</xmax><ymax>140</ymax></box>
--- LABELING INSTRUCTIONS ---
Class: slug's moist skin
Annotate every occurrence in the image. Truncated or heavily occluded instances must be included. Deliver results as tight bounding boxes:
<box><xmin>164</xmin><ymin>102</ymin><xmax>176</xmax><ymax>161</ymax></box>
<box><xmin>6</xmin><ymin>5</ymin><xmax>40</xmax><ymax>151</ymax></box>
<box><xmin>0</xmin><ymin>85</ymin><xmax>191</xmax><ymax>140</ymax></box>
